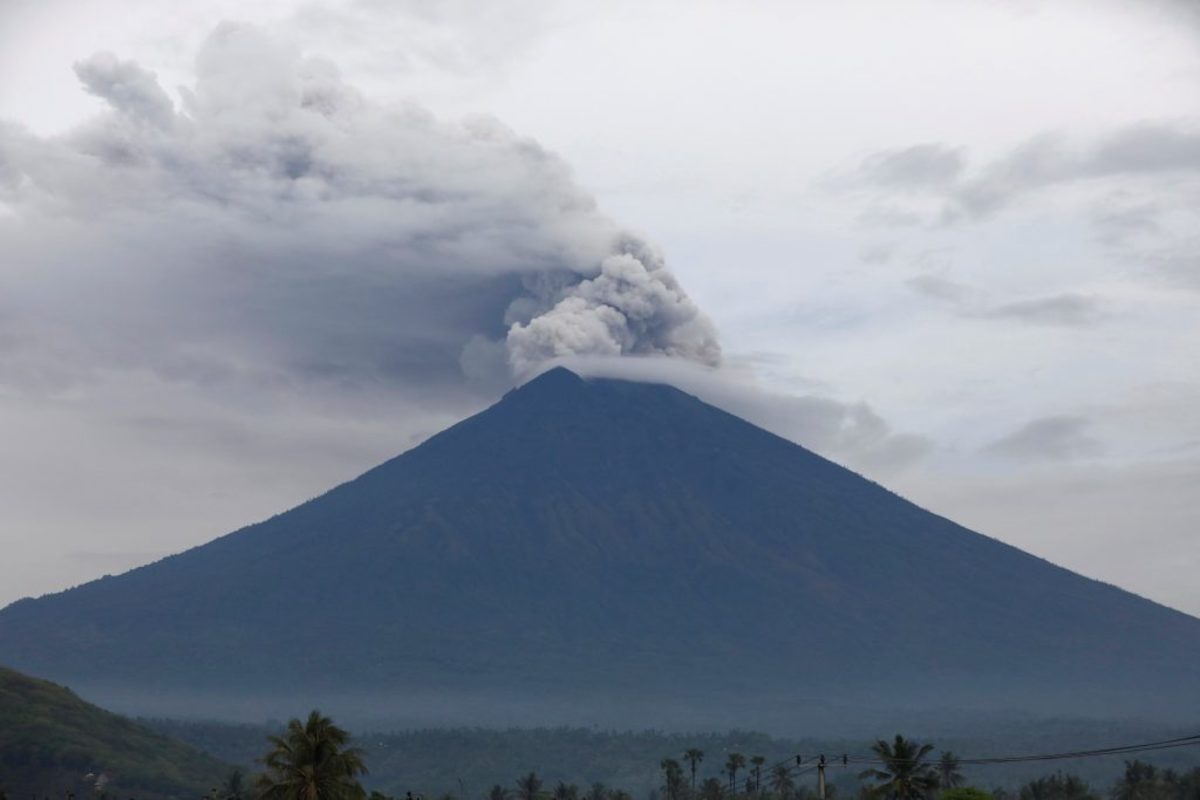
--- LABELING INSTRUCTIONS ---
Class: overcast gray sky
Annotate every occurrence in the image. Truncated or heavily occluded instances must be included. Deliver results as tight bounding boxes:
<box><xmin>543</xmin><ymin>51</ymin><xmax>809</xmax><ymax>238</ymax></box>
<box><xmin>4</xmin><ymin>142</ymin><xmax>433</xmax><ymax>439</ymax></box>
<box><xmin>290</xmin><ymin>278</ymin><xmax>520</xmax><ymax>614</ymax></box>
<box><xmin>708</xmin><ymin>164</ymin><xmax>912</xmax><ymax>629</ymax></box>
<box><xmin>1</xmin><ymin>0</ymin><xmax>1197</xmax><ymax>615</ymax></box>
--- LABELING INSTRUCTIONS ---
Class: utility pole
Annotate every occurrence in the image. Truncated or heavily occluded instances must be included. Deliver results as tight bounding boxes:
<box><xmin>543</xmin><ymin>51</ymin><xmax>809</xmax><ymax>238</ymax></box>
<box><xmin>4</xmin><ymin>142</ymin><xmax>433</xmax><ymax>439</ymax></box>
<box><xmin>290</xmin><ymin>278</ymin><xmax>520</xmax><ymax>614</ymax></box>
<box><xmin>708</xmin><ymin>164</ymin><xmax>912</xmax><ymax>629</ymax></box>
<box><xmin>817</xmin><ymin>755</ymin><xmax>827</xmax><ymax>800</ymax></box>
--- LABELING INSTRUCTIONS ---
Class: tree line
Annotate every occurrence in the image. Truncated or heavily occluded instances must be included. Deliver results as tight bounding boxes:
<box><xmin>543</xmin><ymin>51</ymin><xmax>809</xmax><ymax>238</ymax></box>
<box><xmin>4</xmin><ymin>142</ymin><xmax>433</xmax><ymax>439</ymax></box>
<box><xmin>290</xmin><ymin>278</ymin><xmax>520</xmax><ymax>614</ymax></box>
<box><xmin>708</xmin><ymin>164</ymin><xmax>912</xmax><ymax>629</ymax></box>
<box><xmin>28</xmin><ymin>712</ymin><xmax>1194</xmax><ymax>800</ymax></box>
<box><xmin>650</xmin><ymin>736</ymin><xmax>1200</xmax><ymax>800</ymax></box>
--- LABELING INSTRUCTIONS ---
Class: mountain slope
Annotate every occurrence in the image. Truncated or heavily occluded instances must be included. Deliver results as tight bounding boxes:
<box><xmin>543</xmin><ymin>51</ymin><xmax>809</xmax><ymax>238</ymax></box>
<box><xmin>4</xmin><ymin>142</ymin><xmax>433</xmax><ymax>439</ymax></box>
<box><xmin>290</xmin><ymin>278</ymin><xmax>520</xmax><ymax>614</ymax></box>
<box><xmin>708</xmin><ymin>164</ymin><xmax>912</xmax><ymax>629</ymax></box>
<box><xmin>0</xmin><ymin>665</ymin><xmax>229</xmax><ymax>798</ymax></box>
<box><xmin>1</xmin><ymin>368</ymin><xmax>1198</xmax><ymax>728</ymax></box>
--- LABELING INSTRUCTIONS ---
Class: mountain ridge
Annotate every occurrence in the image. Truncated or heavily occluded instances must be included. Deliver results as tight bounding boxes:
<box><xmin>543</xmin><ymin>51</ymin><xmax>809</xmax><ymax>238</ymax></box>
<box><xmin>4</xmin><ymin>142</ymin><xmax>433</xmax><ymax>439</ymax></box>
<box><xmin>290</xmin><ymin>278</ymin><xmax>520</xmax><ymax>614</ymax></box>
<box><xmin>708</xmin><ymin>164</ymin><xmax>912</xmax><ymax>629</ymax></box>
<box><xmin>0</xmin><ymin>664</ymin><xmax>228</xmax><ymax>799</ymax></box>
<box><xmin>2</xmin><ymin>367</ymin><xmax>1198</xmax><ymax>730</ymax></box>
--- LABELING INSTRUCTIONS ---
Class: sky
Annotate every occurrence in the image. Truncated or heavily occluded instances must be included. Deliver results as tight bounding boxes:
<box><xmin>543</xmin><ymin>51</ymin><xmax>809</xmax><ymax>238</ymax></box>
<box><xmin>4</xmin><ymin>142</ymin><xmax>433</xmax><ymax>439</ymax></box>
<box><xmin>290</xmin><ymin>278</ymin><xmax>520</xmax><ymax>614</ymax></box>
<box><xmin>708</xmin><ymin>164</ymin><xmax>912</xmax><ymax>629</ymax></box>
<box><xmin>0</xmin><ymin>0</ymin><xmax>1198</xmax><ymax>615</ymax></box>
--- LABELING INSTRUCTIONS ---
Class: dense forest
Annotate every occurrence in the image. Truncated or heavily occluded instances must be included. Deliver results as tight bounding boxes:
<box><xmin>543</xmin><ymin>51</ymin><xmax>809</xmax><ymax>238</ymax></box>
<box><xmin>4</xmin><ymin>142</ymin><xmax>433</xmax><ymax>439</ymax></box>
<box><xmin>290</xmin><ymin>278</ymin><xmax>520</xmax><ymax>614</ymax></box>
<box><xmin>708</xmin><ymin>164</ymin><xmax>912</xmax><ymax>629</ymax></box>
<box><xmin>151</xmin><ymin>714</ymin><xmax>1200</xmax><ymax>800</ymax></box>
<box><xmin>3</xmin><ymin>660</ymin><xmax>1195</xmax><ymax>800</ymax></box>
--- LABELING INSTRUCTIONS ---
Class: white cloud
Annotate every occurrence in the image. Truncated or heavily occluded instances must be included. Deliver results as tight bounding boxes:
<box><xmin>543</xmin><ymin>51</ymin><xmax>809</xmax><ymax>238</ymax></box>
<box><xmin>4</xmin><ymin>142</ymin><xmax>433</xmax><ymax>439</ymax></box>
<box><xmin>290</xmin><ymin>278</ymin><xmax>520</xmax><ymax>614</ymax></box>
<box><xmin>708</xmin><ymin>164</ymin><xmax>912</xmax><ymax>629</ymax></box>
<box><xmin>984</xmin><ymin>415</ymin><xmax>1104</xmax><ymax>461</ymax></box>
<box><xmin>74</xmin><ymin>51</ymin><xmax>176</xmax><ymax>128</ymax></box>
<box><xmin>907</xmin><ymin>276</ymin><xmax>1107</xmax><ymax>327</ymax></box>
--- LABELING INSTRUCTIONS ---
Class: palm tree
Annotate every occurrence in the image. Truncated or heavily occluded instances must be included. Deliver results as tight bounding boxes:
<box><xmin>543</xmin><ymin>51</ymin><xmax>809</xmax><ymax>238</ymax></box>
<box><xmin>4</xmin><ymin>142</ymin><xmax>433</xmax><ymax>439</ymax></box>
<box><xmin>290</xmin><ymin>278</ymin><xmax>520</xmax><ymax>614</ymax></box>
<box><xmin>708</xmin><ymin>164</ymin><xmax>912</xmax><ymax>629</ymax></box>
<box><xmin>685</xmin><ymin>750</ymin><xmax>706</xmax><ymax>793</ymax></box>
<box><xmin>936</xmin><ymin>754</ymin><xmax>963</xmax><ymax>791</ymax></box>
<box><xmin>489</xmin><ymin>786</ymin><xmax>511</xmax><ymax>800</ymax></box>
<box><xmin>750</xmin><ymin>758</ymin><xmax>766</xmax><ymax>794</ymax></box>
<box><xmin>725</xmin><ymin>754</ymin><xmax>747</xmax><ymax>794</ymax></box>
<box><xmin>769</xmin><ymin>765</ymin><xmax>794</xmax><ymax>800</ymax></box>
<box><xmin>857</xmin><ymin>735</ymin><xmax>938</xmax><ymax>800</ymax></box>
<box><xmin>662</xmin><ymin>759</ymin><xmax>686</xmax><ymax>800</ymax></box>
<box><xmin>255</xmin><ymin>710</ymin><xmax>367</xmax><ymax>800</ymax></box>
<box><xmin>516</xmin><ymin>774</ymin><xmax>543</xmax><ymax>800</ymax></box>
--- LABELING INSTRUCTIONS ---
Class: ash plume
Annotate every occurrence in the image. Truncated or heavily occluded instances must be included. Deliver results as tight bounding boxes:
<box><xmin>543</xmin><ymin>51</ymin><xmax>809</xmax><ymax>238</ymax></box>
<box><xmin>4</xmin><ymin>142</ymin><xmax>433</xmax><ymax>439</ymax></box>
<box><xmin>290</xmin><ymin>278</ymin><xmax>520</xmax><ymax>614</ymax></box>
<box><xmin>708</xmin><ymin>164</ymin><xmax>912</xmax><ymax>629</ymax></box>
<box><xmin>0</xmin><ymin>22</ymin><xmax>719</xmax><ymax>409</ymax></box>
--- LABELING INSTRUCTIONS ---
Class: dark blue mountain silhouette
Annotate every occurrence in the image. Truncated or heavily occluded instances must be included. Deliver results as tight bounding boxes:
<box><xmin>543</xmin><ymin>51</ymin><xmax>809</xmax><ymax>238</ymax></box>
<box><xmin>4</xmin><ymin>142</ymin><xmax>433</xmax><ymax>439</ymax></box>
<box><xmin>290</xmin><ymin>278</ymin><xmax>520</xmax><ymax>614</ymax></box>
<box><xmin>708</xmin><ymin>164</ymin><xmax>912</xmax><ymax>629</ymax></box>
<box><xmin>2</xmin><ymin>367</ymin><xmax>1197</xmax><ymax>728</ymax></box>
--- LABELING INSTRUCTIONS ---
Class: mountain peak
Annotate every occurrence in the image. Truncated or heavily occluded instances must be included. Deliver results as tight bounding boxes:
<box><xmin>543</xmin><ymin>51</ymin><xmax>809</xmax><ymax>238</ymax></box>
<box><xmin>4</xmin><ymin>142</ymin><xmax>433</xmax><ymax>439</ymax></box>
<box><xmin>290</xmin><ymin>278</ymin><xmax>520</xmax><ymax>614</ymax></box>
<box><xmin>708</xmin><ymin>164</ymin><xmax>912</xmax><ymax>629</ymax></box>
<box><xmin>505</xmin><ymin>365</ymin><xmax>589</xmax><ymax>400</ymax></box>
<box><xmin>490</xmin><ymin>365</ymin><xmax>698</xmax><ymax>430</ymax></box>
<box><xmin>522</xmin><ymin>365</ymin><xmax>586</xmax><ymax>386</ymax></box>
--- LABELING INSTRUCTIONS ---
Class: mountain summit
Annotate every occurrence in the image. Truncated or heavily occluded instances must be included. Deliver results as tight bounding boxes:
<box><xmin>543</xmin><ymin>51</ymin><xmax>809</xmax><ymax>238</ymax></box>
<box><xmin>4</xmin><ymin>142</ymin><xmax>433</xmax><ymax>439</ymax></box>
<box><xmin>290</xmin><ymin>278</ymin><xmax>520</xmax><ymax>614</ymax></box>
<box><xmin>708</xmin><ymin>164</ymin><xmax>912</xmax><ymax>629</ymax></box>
<box><xmin>2</xmin><ymin>367</ymin><xmax>1198</xmax><ymax>729</ymax></box>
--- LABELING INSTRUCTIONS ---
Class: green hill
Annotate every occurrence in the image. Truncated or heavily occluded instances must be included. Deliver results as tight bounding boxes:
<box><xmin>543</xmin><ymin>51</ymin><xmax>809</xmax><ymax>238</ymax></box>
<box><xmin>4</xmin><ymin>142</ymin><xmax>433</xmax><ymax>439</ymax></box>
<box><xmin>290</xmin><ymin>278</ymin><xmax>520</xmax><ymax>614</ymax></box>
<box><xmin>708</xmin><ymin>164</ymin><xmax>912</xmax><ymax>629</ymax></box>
<box><xmin>0</xmin><ymin>665</ymin><xmax>230</xmax><ymax>799</ymax></box>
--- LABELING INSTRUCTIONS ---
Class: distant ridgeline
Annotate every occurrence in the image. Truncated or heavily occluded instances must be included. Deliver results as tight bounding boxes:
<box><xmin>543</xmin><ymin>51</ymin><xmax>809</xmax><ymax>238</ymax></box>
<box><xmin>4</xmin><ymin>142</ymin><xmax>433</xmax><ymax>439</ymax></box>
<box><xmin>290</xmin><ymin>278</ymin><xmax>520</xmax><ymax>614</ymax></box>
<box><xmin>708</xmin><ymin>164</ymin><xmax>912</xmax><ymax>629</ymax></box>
<box><xmin>1</xmin><ymin>368</ymin><xmax>1199</xmax><ymax>729</ymax></box>
<box><xmin>0</xmin><ymin>666</ymin><xmax>228</xmax><ymax>799</ymax></box>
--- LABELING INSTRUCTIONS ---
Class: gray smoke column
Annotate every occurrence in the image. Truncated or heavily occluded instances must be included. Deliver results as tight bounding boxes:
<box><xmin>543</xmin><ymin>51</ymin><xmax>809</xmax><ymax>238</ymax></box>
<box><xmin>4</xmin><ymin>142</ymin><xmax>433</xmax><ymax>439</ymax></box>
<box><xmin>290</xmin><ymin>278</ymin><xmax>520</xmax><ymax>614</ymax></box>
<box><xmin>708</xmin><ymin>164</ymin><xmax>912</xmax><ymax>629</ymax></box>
<box><xmin>506</xmin><ymin>240</ymin><xmax>721</xmax><ymax>377</ymax></box>
<box><xmin>0</xmin><ymin>22</ymin><xmax>719</xmax><ymax>402</ymax></box>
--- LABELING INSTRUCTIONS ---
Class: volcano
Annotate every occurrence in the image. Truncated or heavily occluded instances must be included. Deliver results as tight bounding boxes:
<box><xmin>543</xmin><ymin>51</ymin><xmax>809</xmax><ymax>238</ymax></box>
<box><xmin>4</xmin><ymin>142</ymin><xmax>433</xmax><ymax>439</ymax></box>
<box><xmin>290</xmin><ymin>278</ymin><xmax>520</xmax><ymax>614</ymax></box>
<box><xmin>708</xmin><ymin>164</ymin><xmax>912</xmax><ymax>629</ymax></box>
<box><xmin>2</xmin><ymin>367</ymin><xmax>1197</xmax><ymax>729</ymax></box>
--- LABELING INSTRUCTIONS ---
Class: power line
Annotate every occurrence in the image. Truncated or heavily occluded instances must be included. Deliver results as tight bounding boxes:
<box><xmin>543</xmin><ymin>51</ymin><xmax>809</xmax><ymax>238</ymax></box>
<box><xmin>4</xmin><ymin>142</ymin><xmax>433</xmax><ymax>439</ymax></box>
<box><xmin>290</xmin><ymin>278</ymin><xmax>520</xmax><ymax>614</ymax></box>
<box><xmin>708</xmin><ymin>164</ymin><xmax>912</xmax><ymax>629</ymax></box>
<box><xmin>688</xmin><ymin>733</ymin><xmax>1200</xmax><ymax>791</ymax></box>
<box><xmin>840</xmin><ymin>733</ymin><xmax>1200</xmax><ymax>767</ymax></box>
<box><xmin>470</xmin><ymin>733</ymin><xmax>1200</xmax><ymax>800</ymax></box>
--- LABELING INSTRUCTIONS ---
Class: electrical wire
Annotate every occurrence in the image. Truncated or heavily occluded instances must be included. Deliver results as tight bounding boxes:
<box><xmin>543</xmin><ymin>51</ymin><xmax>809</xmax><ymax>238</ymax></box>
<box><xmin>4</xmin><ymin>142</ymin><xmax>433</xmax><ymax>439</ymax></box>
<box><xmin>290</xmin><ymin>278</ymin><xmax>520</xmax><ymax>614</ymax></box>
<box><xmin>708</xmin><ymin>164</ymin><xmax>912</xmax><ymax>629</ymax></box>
<box><xmin>839</xmin><ymin>733</ymin><xmax>1200</xmax><ymax>767</ymax></box>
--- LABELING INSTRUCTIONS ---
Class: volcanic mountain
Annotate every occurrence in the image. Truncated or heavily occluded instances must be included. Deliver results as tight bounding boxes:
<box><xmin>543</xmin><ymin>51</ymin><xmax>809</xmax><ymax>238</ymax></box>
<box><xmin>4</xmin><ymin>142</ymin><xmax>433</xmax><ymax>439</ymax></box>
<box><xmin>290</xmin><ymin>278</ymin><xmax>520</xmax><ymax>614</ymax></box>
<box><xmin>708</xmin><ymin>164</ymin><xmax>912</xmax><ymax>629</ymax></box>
<box><xmin>1</xmin><ymin>367</ymin><xmax>1198</xmax><ymax>729</ymax></box>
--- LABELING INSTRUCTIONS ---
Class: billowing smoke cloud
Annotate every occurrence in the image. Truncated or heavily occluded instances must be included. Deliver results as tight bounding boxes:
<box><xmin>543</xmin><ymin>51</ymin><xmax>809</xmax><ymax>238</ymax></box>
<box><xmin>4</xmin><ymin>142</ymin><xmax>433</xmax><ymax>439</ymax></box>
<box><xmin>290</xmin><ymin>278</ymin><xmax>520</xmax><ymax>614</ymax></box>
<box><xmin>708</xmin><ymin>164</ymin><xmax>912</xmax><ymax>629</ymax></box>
<box><xmin>0</xmin><ymin>22</ymin><xmax>719</xmax><ymax>410</ymax></box>
<box><xmin>75</xmin><ymin>52</ymin><xmax>177</xmax><ymax>128</ymax></box>
<box><xmin>507</xmin><ymin>245</ymin><xmax>721</xmax><ymax>376</ymax></box>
